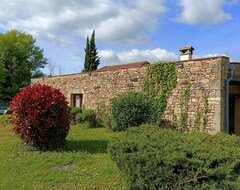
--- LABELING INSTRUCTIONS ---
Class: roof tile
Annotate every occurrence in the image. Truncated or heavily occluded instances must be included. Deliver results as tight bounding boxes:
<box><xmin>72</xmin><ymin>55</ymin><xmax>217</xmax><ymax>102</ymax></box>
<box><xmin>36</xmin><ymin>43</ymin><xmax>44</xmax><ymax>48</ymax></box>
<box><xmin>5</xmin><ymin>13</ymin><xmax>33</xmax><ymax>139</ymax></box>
<box><xmin>97</xmin><ymin>61</ymin><xmax>150</xmax><ymax>72</ymax></box>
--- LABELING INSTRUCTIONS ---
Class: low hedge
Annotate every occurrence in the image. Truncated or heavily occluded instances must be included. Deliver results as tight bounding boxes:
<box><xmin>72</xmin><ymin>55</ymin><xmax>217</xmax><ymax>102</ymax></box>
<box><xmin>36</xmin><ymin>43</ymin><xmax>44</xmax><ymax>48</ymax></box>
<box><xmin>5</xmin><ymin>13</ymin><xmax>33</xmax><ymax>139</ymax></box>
<box><xmin>108</xmin><ymin>126</ymin><xmax>240</xmax><ymax>189</ymax></box>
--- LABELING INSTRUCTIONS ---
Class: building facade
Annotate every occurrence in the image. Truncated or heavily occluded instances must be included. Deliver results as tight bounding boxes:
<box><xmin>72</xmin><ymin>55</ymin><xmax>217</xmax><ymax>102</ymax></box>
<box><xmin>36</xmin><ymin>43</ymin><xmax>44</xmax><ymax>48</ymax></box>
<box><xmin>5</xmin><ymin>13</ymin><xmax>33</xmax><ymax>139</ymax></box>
<box><xmin>31</xmin><ymin>47</ymin><xmax>240</xmax><ymax>135</ymax></box>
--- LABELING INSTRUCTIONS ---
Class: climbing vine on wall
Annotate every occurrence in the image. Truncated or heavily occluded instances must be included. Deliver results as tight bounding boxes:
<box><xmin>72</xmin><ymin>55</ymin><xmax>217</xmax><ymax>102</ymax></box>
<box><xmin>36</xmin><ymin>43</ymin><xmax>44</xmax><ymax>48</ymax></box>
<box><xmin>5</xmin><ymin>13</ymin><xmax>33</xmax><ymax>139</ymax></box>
<box><xmin>193</xmin><ymin>95</ymin><xmax>209</xmax><ymax>131</ymax></box>
<box><xmin>144</xmin><ymin>61</ymin><xmax>177</xmax><ymax>122</ymax></box>
<box><xmin>179</xmin><ymin>81</ymin><xmax>191</xmax><ymax>130</ymax></box>
<box><xmin>203</xmin><ymin>96</ymin><xmax>209</xmax><ymax>130</ymax></box>
<box><xmin>194</xmin><ymin>105</ymin><xmax>201</xmax><ymax>130</ymax></box>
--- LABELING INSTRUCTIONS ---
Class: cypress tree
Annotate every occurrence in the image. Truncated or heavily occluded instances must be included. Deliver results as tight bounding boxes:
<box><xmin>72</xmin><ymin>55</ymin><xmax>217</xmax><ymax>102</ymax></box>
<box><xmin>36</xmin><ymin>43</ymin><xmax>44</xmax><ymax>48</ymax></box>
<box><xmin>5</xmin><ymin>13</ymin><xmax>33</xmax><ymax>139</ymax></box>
<box><xmin>83</xmin><ymin>30</ymin><xmax>100</xmax><ymax>72</ymax></box>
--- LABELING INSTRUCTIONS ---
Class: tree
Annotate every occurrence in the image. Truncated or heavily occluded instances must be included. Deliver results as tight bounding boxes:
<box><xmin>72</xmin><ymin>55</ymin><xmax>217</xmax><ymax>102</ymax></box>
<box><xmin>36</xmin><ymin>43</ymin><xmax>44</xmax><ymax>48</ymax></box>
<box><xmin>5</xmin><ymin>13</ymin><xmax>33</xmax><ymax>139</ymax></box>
<box><xmin>0</xmin><ymin>29</ymin><xmax>48</xmax><ymax>102</ymax></box>
<box><xmin>83</xmin><ymin>30</ymin><xmax>100</xmax><ymax>72</ymax></box>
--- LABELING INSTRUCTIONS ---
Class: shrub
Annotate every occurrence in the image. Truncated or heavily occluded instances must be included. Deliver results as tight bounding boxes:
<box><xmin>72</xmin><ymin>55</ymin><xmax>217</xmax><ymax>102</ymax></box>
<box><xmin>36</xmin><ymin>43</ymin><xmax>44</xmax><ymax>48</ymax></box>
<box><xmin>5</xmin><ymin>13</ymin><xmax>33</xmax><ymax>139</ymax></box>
<box><xmin>110</xmin><ymin>91</ymin><xmax>156</xmax><ymax>131</ymax></box>
<box><xmin>70</xmin><ymin>107</ymin><xmax>82</xmax><ymax>125</ymax></box>
<box><xmin>96</xmin><ymin>101</ymin><xmax>111</xmax><ymax>127</ymax></box>
<box><xmin>108</xmin><ymin>126</ymin><xmax>240</xmax><ymax>189</ymax></box>
<box><xmin>76</xmin><ymin>109</ymin><xmax>97</xmax><ymax>128</ymax></box>
<box><xmin>10</xmin><ymin>84</ymin><xmax>71</xmax><ymax>150</ymax></box>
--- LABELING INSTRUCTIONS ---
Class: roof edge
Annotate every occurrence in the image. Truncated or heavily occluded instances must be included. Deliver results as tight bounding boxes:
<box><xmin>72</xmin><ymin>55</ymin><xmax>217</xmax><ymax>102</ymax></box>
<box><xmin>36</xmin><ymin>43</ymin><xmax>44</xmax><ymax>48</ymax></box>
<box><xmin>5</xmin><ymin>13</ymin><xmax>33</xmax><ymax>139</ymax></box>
<box><xmin>96</xmin><ymin>61</ymin><xmax>150</xmax><ymax>72</ymax></box>
<box><xmin>32</xmin><ymin>61</ymin><xmax>150</xmax><ymax>80</ymax></box>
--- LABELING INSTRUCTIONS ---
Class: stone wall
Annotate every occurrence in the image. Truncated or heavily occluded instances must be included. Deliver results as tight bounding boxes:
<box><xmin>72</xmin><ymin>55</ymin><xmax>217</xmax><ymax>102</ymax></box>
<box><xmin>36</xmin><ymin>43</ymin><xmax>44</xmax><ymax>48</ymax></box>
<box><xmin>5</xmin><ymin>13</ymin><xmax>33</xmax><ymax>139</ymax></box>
<box><xmin>164</xmin><ymin>56</ymin><xmax>229</xmax><ymax>133</ymax></box>
<box><xmin>233</xmin><ymin>63</ymin><xmax>240</xmax><ymax>78</ymax></box>
<box><xmin>32</xmin><ymin>56</ymin><xmax>230</xmax><ymax>133</ymax></box>
<box><xmin>32</xmin><ymin>66</ymin><xmax>147</xmax><ymax>110</ymax></box>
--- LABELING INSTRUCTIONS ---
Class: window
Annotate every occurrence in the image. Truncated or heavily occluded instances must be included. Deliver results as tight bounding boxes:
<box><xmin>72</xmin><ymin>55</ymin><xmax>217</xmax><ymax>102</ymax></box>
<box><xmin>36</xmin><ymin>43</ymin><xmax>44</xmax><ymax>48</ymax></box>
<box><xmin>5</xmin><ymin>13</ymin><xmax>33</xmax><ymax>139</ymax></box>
<box><xmin>71</xmin><ymin>94</ymin><xmax>83</xmax><ymax>108</ymax></box>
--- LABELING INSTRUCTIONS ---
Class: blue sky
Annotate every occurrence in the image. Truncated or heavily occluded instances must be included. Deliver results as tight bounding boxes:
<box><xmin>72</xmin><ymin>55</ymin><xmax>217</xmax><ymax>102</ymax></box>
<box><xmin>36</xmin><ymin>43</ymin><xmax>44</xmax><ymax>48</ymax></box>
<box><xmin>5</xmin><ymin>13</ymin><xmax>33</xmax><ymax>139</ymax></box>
<box><xmin>0</xmin><ymin>0</ymin><xmax>239</xmax><ymax>75</ymax></box>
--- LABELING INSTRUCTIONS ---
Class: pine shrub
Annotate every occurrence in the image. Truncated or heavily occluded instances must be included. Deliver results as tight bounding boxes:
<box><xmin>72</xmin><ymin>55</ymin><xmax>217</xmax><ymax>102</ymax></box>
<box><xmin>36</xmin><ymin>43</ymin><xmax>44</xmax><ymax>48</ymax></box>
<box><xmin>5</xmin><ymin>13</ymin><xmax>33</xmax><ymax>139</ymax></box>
<box><xmin>108</xmin><ymin>126</ymin><xmax>240</xmax><ymax>189</ymax></box>
<box><xmin>10</xmin><ymin>84</ymin><xmax>71</xmax><ymax>150</ymax></box>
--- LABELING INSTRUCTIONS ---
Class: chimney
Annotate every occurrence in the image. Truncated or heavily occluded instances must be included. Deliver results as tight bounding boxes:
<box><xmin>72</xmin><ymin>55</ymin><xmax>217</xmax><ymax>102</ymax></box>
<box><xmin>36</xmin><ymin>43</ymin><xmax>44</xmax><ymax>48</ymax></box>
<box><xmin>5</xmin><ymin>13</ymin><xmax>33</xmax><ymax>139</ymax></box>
<box><xmin>179</xmin><ymin>46</ymin><xmax>195</xmax><ymax>61</ymax></box>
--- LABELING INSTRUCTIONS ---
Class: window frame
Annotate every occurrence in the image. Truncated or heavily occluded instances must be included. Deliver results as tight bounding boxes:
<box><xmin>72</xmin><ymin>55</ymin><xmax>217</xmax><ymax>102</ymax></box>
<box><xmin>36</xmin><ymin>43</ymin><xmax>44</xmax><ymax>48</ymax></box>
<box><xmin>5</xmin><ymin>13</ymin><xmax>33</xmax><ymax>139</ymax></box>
<box><xmin>71</xmin><ymin>94</ymin><xmax>83</xmax><ymax>108</ymax></box>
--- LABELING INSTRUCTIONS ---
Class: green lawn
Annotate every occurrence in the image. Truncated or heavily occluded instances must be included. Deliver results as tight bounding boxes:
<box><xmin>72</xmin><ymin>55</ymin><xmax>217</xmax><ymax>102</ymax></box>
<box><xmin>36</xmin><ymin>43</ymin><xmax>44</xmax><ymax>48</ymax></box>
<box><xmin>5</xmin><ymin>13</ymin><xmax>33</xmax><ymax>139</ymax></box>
<box><xmin>0</xmin><ymin>116</ymin><xmax>125</xmax><ymax>190</ymax></box>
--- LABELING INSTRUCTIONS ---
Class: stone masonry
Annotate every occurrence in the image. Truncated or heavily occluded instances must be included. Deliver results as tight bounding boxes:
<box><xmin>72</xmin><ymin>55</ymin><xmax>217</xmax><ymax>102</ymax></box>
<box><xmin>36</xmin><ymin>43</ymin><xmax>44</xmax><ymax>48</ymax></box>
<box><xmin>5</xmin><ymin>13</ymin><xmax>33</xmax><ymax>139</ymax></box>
<box><xmin>32</xmin><ymin>56</ymin><xmax>231</xmax><ymax>134</ymax></box>
<box><xmin>164</xmin><ymin>56</ymin><xmax>229</xmax><ymax>133</ymax></box>
<box><xmin>32</xmin><ymin>62</ymin><xmax>148</xmax><ymax>110</ymax></box>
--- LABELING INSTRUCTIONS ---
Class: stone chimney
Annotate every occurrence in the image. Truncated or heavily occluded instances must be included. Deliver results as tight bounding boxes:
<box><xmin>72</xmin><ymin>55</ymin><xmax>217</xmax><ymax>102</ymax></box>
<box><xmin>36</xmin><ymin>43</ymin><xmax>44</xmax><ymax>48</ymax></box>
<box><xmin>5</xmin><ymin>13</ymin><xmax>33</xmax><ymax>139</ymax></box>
<box><xmin>179</xmin><ymin>46</ymin><xmax>195</xmax><ymax>61</ymax></box>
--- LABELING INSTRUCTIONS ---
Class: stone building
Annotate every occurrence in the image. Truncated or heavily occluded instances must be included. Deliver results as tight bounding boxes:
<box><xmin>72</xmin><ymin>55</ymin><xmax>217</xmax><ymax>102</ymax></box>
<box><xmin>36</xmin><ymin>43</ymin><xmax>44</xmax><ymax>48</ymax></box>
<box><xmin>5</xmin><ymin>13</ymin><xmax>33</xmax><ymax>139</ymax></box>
<box><xmin>31</xmin><ymin>47</ymin><xmax>240</xmax><ymax>135</ymax></box>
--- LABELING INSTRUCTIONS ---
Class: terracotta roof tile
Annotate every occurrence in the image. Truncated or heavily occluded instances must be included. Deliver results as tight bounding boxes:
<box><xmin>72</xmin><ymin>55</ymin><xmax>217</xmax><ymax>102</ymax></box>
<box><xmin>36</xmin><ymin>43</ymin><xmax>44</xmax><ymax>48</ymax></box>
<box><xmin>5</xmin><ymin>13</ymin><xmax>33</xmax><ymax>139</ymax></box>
<box><xmin>96</xmin><ymin>61</ymin><xmax>150</xmax><ymax>72</ymax></box>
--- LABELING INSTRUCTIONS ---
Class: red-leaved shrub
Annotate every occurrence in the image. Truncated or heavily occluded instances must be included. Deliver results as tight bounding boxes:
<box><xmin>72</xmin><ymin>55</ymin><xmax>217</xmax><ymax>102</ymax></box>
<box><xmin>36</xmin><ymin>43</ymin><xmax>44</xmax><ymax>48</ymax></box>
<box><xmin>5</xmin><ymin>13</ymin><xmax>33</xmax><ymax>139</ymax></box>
<box><xmin>10</xmin><ymin>84</ymin><xmax>71</xmax><ymax>150</ymax></box>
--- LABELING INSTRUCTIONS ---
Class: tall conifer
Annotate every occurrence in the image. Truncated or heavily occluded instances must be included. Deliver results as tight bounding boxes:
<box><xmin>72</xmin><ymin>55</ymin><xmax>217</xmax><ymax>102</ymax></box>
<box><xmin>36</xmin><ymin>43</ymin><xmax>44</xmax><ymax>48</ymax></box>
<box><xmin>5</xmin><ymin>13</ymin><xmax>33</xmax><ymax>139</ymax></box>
<box><xmin>83</xmin><ymin>30</ymin><xmax>100</xmax><ymax>72</ymax></box>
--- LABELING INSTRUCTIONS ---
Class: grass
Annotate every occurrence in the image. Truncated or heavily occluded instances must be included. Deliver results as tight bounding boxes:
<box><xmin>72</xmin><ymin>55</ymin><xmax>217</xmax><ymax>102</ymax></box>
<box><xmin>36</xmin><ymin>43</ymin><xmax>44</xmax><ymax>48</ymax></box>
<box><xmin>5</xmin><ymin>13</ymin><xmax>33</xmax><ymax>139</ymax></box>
<box><xmin>0</xmin><ymin>116</ymin><xmax>125</xmax><ymax>190</ymax></box>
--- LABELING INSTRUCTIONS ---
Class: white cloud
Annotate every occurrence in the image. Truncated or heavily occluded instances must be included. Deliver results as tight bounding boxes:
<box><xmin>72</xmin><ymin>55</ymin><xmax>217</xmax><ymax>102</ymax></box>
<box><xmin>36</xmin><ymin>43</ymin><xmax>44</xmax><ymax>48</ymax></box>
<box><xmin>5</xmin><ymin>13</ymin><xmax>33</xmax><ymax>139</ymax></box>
<box><xmin>99</xmin><ymin>48</ymin><xmax>178</xmax><ymax>65</ymax></box>
<box><xmin>175</xmin><ymin>0</ymin><xmax>232</xmax><ymax>25</ymax></box>
<box><xmin>0</xmin><ymin>0</ymin><xmax>166</xmax><ymax>45</ymax></box>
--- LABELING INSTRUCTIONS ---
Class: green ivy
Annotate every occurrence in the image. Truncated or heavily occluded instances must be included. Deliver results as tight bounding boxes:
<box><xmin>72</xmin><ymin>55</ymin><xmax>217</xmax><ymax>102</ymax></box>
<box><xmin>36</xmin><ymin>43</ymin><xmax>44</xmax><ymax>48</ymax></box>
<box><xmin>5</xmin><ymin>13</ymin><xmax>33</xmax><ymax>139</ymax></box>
<box><xmin>194</xmin><ymin>106</ymin><xmax>201</xmax><ymax>130</ymax></box>
<box><xmin>193</xmin><ymin>95</ymin><xmax>209</xmax><ymax>131</ymax></box>
<box><xmin>144</xmin><ymin>61</ymin><xmax>177</xmax><ymax>123</ymax></box>
<box><xmin>144</xmin><ymin>62</ymin><xmax>208</xmax><ymax>131</ymax></box>
<box><xmin>179</xmin><ymin>82</ymin><xmax>191</xmax><ymax>130</ymax></box>
<box><xmin>203</xmin><ymin>96</ymin><xmax>209</xmax><ymax>130</ymax></box>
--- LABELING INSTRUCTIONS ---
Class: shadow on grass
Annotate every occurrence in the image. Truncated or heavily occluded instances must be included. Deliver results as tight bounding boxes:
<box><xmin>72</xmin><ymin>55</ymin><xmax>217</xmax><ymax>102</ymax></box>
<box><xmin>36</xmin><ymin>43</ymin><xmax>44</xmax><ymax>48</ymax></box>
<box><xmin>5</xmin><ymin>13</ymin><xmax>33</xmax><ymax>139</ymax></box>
<box><xmin>64</xmin><ymin>139</ymin><xmax>109</xmax><ymax>153</ymax></box>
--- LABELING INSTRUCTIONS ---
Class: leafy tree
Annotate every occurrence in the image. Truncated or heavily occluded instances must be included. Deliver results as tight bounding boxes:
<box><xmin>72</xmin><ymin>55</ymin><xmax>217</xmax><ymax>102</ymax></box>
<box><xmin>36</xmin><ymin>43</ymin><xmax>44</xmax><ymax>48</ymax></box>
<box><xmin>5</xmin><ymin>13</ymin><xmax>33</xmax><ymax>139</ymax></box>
<box><xmin>0</xmin><ymin>29</ymin><xmax>47</xmax><ymax>102</ymax></box>
<box><xmin>83</xmin><ymin>30</ymin><xmax>100</xmax><ymax>72</ymax></box>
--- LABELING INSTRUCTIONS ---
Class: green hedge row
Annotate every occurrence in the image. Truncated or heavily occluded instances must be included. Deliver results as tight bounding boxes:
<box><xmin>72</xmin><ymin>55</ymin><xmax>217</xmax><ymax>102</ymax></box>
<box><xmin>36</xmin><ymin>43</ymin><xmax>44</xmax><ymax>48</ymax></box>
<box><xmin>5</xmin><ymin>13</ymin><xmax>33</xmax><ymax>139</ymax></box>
<box><xmin>108</xmin><ymin>126</ymin><xmax>240</xmax><ymax>189</ymax></box>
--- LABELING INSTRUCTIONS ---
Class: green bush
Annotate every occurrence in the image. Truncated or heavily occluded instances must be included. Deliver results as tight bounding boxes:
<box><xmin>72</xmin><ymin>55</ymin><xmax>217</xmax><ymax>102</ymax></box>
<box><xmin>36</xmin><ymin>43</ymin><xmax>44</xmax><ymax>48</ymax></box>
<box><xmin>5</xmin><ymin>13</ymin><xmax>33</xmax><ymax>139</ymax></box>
<box><xmin>76</xmin><ymin>109</ymin><xmax>97</xmax><ymax>128</ymax></box>
<box><xmin>110</xmin><ymin>91</ymin><xmax>156</xmax><ymax>131</ymax></box>
<box><xmin>96</xmin><ymin>101</ymin><xmax>111</xmax><ymax>127</ymax></box>
<box><xmin>70</xmin><ymin>107</ymin><xmax>82</xmax><ymax>125</ymax></box>
<box><xmin>108</xmin><ymin>126</ymin><xmax>240</xmax><ymax>189</ymax></box>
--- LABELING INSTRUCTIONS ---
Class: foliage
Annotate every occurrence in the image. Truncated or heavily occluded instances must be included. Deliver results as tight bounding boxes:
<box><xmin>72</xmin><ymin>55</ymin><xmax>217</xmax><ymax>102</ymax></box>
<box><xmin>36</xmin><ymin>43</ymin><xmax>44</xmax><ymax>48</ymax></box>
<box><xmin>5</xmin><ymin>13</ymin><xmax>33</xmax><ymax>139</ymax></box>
<box><xmin>108</xmin><ymin>126</ymin><xmax>240</xmax><ymax>190</ymax></box>
<box><xmin>83</xmin><ymin>30</ymin><xmax>100</xmax><ymax>72</ymax></box>
<box><xmin>70</xmin><ymin>107</ymin><xmax>82</xmax><ymax>125</ymax></box>
<box><xmin>144</xmin><ymin>61</ymin><xmax>177</xmax><ymax>124</ymax></box>
<box><xmin>203</xmin><ymin>96</ymin><xmax>209</xmax><ymax>130</ymax></box>
<box><xmin>70</xmin><ymin>106</ymin><xmax>98</xmax><ymax>128</ymax></box>
<box><xmin>194</xmin><ymin>106</ymin><xmax>201</xmax><ymax>130</ymax></box>
<box><xmin>179</xmin><ymin>81</ymin><xmax>191</xmax><ymax>130</ymax></box>
<box><xmin>0</xmin><ymin>29</ymin><xmax>48</xmax><ymax>102</ymax></box>
<box><xmin>192</xmin><ymin>95</ymin><xmax>209</xmax><ymax>131</ymax></box>
<box><xmin>10</xmin><ymin>84</ymin><xmax>70</xmax><ymax>150</ymax></box>
<box><xmin>0</xmin><ymin>120</ymin><xmax>124</xmax><ymax>189</ymax></box>
<box><xmin>110</xmin><ymin>91</ymin><xmax>156</xmax><ymax>131</ymax></box>
<box><xmin>0</xmin><ymin>101</ymin><xmax>8</xmax><ymax>108</ymax></box>
<box><xmin>96</xmin><ymin>101</ymin><xmax>111</xmax><ymax>127</ymax></box>
<box><xmin>76</xmin><ymin>109</ymin><xmax>97</xmax><ymax>128</ymax></box>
